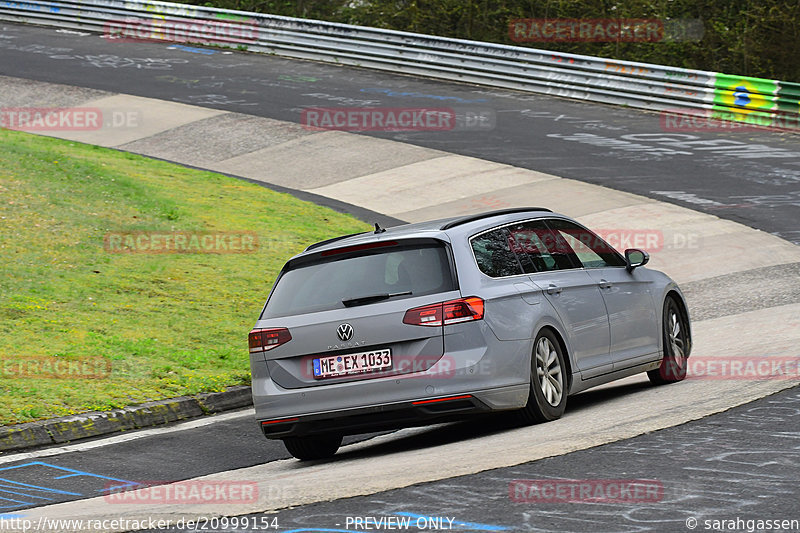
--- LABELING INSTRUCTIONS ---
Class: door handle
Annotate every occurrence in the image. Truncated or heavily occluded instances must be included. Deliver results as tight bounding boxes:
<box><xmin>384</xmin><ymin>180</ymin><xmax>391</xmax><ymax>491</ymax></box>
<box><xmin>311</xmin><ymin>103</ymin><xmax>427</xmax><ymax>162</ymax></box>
<box><xmin>598</xmin><ymin>279</ymin><xmax>613</xmax><ymax>289</ymax></box>
<box><xmin>546</xmin><ymin>284</ymin><xmax>562</xmax><ymax>295</ymax></box>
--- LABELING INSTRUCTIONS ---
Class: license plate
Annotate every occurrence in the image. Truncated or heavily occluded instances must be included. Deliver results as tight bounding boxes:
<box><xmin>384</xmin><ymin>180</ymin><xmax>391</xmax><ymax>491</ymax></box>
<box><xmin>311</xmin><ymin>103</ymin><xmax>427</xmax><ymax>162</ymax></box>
<box><xmin>313</xmin><ymin>349</ymin><xmax>392</xmax><ymax>379</ymax></box>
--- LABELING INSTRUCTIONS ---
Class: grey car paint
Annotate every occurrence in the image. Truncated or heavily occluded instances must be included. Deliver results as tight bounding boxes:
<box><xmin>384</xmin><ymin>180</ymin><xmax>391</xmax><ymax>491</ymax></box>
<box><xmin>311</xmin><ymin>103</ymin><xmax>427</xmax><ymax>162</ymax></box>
<box><xmin>249</xmin><ymin>208</ymin><xmax>691</xmax><ymax>449</ymax></box>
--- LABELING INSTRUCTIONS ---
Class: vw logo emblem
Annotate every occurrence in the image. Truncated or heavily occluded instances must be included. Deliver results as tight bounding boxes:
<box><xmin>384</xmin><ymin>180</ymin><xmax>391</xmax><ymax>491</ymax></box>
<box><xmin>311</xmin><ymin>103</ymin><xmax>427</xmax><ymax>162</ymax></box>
<box><xmin>336</xmin><ymin>323</ymin><xmax>354</xmax><ymax>341</ymax></box>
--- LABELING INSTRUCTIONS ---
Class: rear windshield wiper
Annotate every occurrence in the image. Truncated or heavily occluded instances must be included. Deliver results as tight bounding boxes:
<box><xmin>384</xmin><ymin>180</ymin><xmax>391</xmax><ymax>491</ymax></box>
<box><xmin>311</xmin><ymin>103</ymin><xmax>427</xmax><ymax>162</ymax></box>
<box><xmin>342</xmin><ymin>291</ymin><xmax>412</xmax><ymax>308</ymax></box>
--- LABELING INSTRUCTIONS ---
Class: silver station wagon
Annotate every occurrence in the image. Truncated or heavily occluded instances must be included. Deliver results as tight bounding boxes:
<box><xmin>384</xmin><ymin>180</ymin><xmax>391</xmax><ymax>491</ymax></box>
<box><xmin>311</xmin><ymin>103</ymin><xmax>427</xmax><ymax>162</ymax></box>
<box><xmin>249</xmin><ymin>208</ymin><xmax>691</xmax><ymax>460</ymax></box>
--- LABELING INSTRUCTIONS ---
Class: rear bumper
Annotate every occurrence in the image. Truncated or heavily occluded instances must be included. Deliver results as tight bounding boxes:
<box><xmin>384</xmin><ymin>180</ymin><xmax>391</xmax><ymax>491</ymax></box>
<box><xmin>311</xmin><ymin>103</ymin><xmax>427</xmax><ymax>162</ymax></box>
<box><xmin>250</xmin><ymin>323</ymin><xmax>533</xmax><ymax>438</ymax></box>
<box><xmin>253</xmin><ymin>378</ymin><xmax>530</xmax><ymax>438</ymax></box>
<box><xmin>259</xmin><ymin>393</ymin><xmax>494</xmax><ymax>438</ymax></box>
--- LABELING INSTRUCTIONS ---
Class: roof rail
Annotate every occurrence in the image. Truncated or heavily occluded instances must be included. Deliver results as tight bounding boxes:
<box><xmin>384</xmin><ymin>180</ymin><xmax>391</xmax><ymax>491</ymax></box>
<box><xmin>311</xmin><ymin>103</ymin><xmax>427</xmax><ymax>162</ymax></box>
<box><xmin>304</xmin><ymin>231</ymin><xmax>368</xmax><ymax>252</ymax></box>
<box><xmin>440</xmin><ymin>207</ymin><xmax>552</xmax><ymax>230</ymax></box>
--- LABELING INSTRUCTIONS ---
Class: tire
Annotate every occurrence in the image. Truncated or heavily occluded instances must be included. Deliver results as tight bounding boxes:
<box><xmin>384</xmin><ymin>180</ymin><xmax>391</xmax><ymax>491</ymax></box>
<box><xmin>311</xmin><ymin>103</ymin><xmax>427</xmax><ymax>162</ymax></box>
<box><xmin>283</xmin><ymin>434</ymin><xmax>342</xmax><ymax>461</ymax></box>
<box><xmin>518</xmin><ymin>329</ymin><xmax>568</xmax><ymax>424</ymax></box>
<box><xmin>648</xmin><ymin>297</ymin><xmax>690</xmax><ymax>385</ymax></box>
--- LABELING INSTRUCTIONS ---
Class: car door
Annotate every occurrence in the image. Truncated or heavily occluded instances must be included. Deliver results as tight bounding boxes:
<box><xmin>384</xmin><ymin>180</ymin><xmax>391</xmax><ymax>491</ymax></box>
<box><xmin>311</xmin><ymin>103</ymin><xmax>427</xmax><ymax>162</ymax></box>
<box><xmin>504</xmin><ymin>221</ymin><xmax>613</xmax><ymax>379</ymax></box>
<box><xmin>544</xmin><ymin>219</ymin><xmax>661</xmax><ymax>369</ymax></box>
<box><xmin>469</xmin><ymin>226</ymin><xmax>541</xmax><ymax>342</ymax></box>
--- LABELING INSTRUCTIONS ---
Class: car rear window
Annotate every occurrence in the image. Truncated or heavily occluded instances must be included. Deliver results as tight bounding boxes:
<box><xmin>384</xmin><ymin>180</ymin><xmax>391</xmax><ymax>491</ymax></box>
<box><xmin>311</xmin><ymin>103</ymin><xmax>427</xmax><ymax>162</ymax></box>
<box><xmin>262</xmin><ymin>241</ymin><xmax>456</xmax><ymax>318</ymax></box>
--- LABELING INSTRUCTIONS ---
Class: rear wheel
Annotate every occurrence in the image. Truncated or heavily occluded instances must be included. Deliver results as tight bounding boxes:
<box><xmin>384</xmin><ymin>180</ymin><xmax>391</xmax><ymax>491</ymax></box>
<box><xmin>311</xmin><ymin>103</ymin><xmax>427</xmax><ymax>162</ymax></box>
<box><xmin>518</xmin><ymin>329</ymin><xmax>567</xmax><ymax>424</ymax></box>
<box><xmin>648</xmin><ymin>297</ymin><xmax>689</xmax><ymax>385</ymax></box>
<box><xmin>283</xmin><ymin>434</ymin><xmax>342</xmax><ymax>461</ymax></box>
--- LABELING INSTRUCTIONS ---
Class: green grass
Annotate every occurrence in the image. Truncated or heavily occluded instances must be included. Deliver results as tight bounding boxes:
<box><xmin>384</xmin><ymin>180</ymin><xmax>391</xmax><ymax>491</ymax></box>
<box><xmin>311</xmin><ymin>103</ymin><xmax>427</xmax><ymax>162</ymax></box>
<box><xmin>0</xmin><ymin>129</ymin><xmax>370</xmax><ymax>425</ymax></box>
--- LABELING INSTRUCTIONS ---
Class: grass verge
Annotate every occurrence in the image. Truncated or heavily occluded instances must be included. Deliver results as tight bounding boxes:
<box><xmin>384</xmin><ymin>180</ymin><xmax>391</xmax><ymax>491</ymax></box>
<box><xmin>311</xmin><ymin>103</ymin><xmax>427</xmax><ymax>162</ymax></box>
<box><xmin>0</xmin><ymin>129</ymin><xmax>370</xmax><ymax>425</ymax></box>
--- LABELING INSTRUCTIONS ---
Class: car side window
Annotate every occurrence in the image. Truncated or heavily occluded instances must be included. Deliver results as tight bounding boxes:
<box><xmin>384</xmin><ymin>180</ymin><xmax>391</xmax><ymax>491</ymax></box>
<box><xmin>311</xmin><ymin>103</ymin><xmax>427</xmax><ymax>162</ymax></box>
<box><xmin>545</xmin><ymin>219</ymin><xmax>626</xmax><ymax>268</ymax></box>
<box><xmin>471</xmin><ymin>228</ymin><xmax>524</xmax><ymax>278</ymax></box>
<box><xmin>506</xmin><ymin>221</ymin><xmax>571</xmax><ymax>272</ymax></box>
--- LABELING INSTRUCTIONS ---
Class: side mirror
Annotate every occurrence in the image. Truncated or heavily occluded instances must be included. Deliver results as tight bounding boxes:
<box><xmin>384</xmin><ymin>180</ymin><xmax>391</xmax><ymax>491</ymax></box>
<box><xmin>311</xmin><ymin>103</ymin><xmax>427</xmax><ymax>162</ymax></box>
<box><xmin>625</xmin><ymin>249</ymin><xmax>649</xmax><ymax>273</ymax></box>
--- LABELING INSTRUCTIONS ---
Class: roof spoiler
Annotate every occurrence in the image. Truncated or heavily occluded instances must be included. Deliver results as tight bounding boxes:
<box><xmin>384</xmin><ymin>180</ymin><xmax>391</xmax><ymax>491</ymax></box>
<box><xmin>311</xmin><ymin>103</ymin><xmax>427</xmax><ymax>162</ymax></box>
<box><xmin>304</xmin><ymin>231</ymin><xmax>368</xmax><ymax>252</ymax></box>
<box><xmin>440</xmin><ymin>207</ymin><xmax>552</xmax><ymax>230</ymax></box>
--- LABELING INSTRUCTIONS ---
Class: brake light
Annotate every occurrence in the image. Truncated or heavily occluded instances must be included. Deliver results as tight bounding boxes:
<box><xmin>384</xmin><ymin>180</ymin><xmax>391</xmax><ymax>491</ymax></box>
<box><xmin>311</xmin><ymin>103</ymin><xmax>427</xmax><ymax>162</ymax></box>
<box><xmin>321</xmin><ymin>240</ymin><xmax>398</xmax><ymax>257</ymax></box>
<box><xmin>249</xmin><ymin>328</ymin><xmax>292</xmax><ymax>353</ymax></box>
<box><xmin>444</xmin><ymin>297</ymin><xmax>485</xmax><ymax>324</ymax></box>
<box><xmin>403</xmin><ymin>297</ymin><xmax>484</xmax><ymax>327</ymax></box>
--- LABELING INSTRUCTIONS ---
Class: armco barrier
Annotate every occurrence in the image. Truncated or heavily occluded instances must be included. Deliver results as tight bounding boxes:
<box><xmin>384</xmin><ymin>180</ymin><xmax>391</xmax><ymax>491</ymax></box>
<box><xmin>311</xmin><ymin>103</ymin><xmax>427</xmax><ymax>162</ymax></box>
<box><xmin>1</xmin><ymin>0</ymin><xmax>798</xmax><ymax>129</ymax></box>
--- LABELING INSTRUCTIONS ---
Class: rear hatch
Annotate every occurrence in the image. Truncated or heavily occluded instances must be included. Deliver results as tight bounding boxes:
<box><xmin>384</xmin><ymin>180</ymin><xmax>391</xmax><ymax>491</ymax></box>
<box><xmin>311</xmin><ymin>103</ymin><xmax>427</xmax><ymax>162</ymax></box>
<box><xmin>250</xmin><ymin>238</ymin><xmax>467</xmax><ymax>388</ymax></box>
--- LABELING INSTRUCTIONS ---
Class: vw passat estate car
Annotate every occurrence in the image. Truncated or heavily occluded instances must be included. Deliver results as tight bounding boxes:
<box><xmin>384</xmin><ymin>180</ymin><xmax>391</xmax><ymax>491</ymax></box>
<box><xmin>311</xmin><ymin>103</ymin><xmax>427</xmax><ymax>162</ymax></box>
<box><xmin>249</xmin><ymin>208</ymin><xmax>691</xmax><ymax>460</ymax></box>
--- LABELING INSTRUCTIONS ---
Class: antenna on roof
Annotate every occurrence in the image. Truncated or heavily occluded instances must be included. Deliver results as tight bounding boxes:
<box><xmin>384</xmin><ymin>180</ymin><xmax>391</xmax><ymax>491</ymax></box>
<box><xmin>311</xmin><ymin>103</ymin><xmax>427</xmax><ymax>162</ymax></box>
<box><xmin>374</xmin><ymin>223</ymin><xmax>386</xmax><ymax>234</ymax></box>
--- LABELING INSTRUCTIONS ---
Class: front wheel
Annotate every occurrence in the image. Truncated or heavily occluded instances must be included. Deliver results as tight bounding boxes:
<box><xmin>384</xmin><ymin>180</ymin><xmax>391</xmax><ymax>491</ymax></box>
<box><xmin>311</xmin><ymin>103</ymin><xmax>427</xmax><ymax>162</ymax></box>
<box><xmin>648</xmin><ymin>297</ymin><xmax>690</xmax><ymax>385</ymax></box>
<box><xmin>518</xmin><ymin>329</ymin><xmax>567</xmax><ymax>424</ymax></box>
<box><xmin>283</xmin><ymin>434</ymin><xmax>342</xmax><ymax>461</ymax></box>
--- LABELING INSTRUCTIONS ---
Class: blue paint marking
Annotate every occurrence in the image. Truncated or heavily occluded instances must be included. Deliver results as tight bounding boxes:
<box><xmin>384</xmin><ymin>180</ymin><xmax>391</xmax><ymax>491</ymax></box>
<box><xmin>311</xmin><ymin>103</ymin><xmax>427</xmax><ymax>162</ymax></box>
<box><xmin>395</xmin><ymin>513</ymin><xmax>511</xmax><ymax>531</ymax></box>
<box><xmin>0</xmin><ymin>483</ymin><xmax>63</xmax><ymax>498</ymax></box>
<box><xmin>0</xmin><ymin>462</ymin><xmax>138</xmax><ymax>510</ymax></box>
<box><xmin>168</xmin><ymin>44</ymin><xmax>216</xmax><ymax>55</ymax></box>
<box><xmin>0</xmin><ymin>1</ymin><xmax>59</xmax><ymax>12</ymax></box>
<box><xmin>361</xmin><ymin>88</ymin><xmax>488</xmax><ymax>104</ymax></box>
<box><xmin>0</xmin><ymin>513</ymin><xmax>26</xmax><ymax>519</ymax></box>
<box><xmin>0</xmin><ymin>479</ymin><xmax>77</xmax><ymax>510</ymax></box>
<box><xmin>0</xmin><ymin>461</ymin><xmax>138</xmax><ymax>492</ymax></box>
<box><xmin>734</xmin><ymin>86</ymin><xmax>752</xmax><ymax>106</ymax></box>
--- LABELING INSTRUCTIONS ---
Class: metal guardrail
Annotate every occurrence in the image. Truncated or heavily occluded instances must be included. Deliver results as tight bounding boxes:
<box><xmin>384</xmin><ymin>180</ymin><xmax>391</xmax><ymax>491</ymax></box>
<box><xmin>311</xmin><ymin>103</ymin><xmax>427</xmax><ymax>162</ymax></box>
<box><xmin>1</xmin><ymin>0</ymin><xmax>798</xmax><ymax>129</ymax></box>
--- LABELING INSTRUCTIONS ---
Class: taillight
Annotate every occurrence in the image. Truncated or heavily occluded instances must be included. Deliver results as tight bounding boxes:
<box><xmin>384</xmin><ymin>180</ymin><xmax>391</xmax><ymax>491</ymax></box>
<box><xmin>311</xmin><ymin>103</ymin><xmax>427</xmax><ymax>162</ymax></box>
<box><xmin>403</xmin><ymin>297</ymin><xmax>484</xmax><ymax>327</ymax></box>
<box><xmin>443</xmin><ymin>297</ymin><xmax>485</xmax><ymax>324</ymax></box>
<box><xmin>249</xmin><ymin>328</ymin><xmax>292</xmax><ymax>353</ymax></box>
<box><xmin>403</xmin><ymin>303</ymin><xmax>443</xmax><ymax>326</ymax></box>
